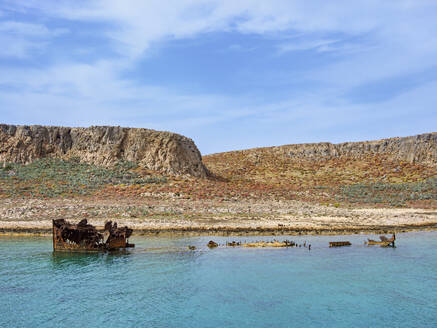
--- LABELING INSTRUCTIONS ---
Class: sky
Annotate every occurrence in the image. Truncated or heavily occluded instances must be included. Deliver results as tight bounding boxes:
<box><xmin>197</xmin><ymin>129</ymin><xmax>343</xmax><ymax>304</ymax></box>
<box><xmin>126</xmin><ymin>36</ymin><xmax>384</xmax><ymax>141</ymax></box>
<box><xmin>0</xmin><ymin>0</ymin><xmax>436</xmax><ymax>154</ymax></box>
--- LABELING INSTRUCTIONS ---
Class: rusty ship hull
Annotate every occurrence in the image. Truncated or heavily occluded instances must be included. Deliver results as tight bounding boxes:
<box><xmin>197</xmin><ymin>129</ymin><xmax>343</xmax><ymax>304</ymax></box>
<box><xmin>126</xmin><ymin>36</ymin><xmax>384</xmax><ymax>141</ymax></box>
<box><xmin>365</xmin><ymin>234</ymin><xmax>396</xmax><ymax>247</ymax></box>
<box><xmin>52</xmin><ymin>219</ymin><xmax>134</xmax><ymax>252</ymax></box>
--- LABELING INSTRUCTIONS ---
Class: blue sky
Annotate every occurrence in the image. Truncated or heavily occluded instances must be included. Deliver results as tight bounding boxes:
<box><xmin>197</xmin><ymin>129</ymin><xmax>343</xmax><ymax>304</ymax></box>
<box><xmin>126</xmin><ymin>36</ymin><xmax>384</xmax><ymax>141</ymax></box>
<box><xmin>0</xmin><ymin>0</ymin><xmax>436</xmax><ymax>154</ymax></box>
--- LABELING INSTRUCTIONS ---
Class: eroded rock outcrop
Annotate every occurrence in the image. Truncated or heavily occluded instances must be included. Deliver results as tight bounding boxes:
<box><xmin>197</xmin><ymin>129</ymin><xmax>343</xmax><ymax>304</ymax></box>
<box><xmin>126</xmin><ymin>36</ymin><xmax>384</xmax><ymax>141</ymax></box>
<box><xmin>0</xmin><ymin>124</ymin><xmax>209</xmax><ymax>177</ymax></box>
<box><xmin>271</xmin><ymin>133</ymin><xmax>437</xmax><ymax>164</ymax></box>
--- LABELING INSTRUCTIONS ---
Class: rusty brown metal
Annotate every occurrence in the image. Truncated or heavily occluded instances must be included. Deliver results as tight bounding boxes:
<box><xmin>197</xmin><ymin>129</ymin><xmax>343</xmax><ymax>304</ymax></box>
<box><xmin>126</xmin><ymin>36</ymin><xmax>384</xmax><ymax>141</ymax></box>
<box><xmin>52</xmin><ymin>219</ymin><xmax>134</xmax><ymax>252</ymax></box>
<box><xmin>329</xmin><ymin>241</ymin><xmax>352</xmax><ymax>247</ymax></box>
<box><xmin>366</xmin><ymin>234</ymin><xmax>396</xmax><ymax>247</ymax></box>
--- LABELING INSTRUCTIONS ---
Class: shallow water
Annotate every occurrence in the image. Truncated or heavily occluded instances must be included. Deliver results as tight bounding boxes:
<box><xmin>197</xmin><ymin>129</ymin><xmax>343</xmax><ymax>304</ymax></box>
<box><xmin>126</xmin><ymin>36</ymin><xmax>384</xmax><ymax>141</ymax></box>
<box><xmin>1</xmin><ymin>232</ymin><xmax>436</xmax><ymax>328</ymax></box>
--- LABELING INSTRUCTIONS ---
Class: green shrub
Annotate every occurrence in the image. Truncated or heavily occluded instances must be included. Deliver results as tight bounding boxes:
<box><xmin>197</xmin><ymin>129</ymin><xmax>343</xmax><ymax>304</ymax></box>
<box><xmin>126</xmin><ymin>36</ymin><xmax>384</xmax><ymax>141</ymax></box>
<box><xmin>0</xmin><ymin>158</ymin><xmax>166</xmax><ymax>198</ymax></box>
<box><xmin>338</xmin><ymin>178</ymin><xmax>437</xmax><ymax>206</ymax></box>
<box><xmin>1</xmin><ymin>163</ymin><xmax>14</xmax><ymax>171</ymax></box>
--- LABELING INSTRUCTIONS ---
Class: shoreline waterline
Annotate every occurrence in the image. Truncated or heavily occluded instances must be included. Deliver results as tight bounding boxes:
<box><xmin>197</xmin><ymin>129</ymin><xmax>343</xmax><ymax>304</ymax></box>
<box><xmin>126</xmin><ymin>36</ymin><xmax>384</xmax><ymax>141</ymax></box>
<box><xmin>1</xmin><ymin>221</ymin><xmax>437</xmax><ymax>237</ymax></box>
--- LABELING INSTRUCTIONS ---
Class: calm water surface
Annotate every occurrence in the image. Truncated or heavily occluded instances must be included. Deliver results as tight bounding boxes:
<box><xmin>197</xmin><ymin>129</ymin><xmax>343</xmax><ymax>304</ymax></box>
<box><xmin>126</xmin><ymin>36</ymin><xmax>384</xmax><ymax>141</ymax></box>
<box><xmin>1</xmin><ymin>232</ymin><xmax>436</xmax><ymax>327</ymax></box>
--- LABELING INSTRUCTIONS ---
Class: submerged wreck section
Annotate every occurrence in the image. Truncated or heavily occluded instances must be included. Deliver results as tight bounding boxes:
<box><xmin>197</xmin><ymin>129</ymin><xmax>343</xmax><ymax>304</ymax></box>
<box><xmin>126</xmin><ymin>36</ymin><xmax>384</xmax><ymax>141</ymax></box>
<box><xmin>366</xmin><ymin>234</ymin><xmax>396</xmax><ymax>247</ymax></box>
<box><xmin>52</xmin><ymin>219</ymin><xmax>134</xmax><ymax>252</ymax></box>
<box><xmin>329</xmin><ymin>241</ymin><xmax>352</xmax><ymax>247</ymax></box>
<box><xmin>243</xmin><ymin>240</ymin><xmax>296</xmax><ymax>248</ymax></box>
<box><xmin>206</xmin><ymin>239</ymin><xmax>301</xmax><ymax>248</ymax></box>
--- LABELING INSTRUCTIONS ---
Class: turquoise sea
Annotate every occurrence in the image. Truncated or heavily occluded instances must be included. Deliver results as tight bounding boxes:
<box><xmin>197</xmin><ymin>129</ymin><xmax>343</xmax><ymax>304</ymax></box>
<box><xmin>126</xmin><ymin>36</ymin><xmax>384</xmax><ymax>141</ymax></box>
<box><xmin>1</xmin><ymin>232</ymin><xmax>437</xmax><ymax>327</ymax></box>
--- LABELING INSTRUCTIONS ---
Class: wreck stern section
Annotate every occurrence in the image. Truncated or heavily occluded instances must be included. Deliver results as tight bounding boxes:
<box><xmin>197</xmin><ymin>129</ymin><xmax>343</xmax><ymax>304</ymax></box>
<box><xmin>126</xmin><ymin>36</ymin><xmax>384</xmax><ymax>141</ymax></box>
<box><xmin>52</xmin><ymin>219</ymin><xmax>134</xmax><ymax>252</ymax></box>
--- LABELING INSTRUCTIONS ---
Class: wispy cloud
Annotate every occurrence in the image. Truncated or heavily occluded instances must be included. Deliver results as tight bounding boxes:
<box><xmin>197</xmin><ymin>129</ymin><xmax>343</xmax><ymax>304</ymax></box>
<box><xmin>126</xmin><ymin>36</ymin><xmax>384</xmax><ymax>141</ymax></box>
<box><xmin>277</xmin><ymin>39</ymin><xmax>339</xmax><ymax>54</ymax></box>
<box><xmin>0</xmin><ymin>20</ymin><xmax>68</xmax><ymax>58</ymax></box>
<box><xmin>0</xmin><ymin>1</ymin><xmax>406</xmax><ymax>58</ymax></box>
<box><xmin>0</xmin><ymin>21</ymin><xmax>67</xmax><ymax>37</ymax></box>
<box><xmin>0</xmin><ymin>0</ymin><xmax>436</xmax><ymax>153</ymax></box>
<box><xmin>0</xmin><ymin>36</ymin><xmax>45</xmax><ymax>58</ymax></box>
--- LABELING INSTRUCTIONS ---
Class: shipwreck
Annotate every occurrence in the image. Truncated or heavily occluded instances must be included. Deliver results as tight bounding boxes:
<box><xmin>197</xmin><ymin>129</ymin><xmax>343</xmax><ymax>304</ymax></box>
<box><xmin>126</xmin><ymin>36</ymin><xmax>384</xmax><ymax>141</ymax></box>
<box><xmin>365</xmin><ymin>234</ymin><xmax>396</xmax><ymax>247</ymax></box>
<box><xmin>329</xmin><ymin>241</ymin><xmax>352</xmax><ymax>247</ymax></box>
<box><xmin>52</xmin><ymin>219</ymin><xmax>135</xmax><ymax>252</ymax></box>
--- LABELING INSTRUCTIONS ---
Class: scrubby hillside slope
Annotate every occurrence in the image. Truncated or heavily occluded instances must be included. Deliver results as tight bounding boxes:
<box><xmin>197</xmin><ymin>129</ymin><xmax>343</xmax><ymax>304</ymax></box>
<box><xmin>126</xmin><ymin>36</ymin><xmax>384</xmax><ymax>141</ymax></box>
<box><xmin>0</xmin><ymin>130</ymin><xmax>435</xmax><ymax>208</ymax></box>
<box><xmin>201</xmin><ymin>133</ymin><xmax>436</xmax><ymax>207</ymax></box>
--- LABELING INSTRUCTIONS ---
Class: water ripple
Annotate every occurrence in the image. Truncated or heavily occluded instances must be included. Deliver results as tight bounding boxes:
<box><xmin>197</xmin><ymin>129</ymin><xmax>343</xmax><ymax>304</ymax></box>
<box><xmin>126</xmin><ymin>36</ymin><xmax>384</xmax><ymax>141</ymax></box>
<box><xmin>1</xmin><ymin>233</ymin><xmax>437</xmax><ymax>327</ymax></box>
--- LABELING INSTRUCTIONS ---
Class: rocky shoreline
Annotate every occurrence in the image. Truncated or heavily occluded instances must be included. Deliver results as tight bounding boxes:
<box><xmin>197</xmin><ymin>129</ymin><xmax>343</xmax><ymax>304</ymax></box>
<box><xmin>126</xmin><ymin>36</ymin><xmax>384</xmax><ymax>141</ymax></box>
<box><xmin>1</xmin><ymin>198</ymin><xmax>436</xmax><ymax>236</ymax></box>
<box><xmin>2</xmin><ymin>222</ymin><xmax>437</xmax><ymax>237</ymax></box>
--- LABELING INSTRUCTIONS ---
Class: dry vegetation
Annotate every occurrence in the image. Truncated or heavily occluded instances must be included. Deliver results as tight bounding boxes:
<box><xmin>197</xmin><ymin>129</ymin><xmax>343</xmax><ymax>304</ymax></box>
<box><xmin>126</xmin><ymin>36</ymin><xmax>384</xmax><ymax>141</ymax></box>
<box><xmin>202</xmin><ymin>150</ymin><xmax>436</xmax><ymax>208</ymax></box>
<box><xmin>1</xmin><ymin>148</ymin><xmax>435</xmax><ymax>209</ymax></box>
<box><xmin>1</xmin><ymin>150</ymin><xmax>436</xmax><ymax>233</ymax></box>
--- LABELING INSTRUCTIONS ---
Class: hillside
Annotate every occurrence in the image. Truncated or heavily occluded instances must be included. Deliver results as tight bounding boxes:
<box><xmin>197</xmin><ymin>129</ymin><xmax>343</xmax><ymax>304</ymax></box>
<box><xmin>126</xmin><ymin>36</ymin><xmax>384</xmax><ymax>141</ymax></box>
<box><xmin>0</xmin><ymin>130</ymin><xmax>435</xmax><ymax>208</ymax></box>
<box><xmin>201</xmin><ymin>133</ymin><xmax>436</xmax><ymax>207</ymax></box>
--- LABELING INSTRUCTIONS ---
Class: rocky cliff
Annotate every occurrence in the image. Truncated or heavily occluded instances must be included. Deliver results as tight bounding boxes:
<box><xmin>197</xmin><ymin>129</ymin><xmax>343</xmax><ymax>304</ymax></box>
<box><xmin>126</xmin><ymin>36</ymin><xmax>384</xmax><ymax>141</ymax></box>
<box><xmin>0</xmin><ymin>124</ymin><xmax>209</xmax><ymax>177</ymax></box>
<box><xmin>210</xmin><ymin>133</ymin><xmax>437</xmax><ymax>165</ymax></box>
<box><xmin>269</xmin><ymin>133</ymin><xmax>437</xmax><ymax>164</ymax></box>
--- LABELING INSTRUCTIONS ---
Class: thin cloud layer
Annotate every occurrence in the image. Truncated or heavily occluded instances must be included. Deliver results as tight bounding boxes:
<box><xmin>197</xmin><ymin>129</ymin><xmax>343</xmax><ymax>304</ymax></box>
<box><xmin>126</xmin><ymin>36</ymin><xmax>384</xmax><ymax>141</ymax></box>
<box><xmin>0</xmin><ymin>1</ymin><xmax>436</xmax><ymax>153</ymax></box>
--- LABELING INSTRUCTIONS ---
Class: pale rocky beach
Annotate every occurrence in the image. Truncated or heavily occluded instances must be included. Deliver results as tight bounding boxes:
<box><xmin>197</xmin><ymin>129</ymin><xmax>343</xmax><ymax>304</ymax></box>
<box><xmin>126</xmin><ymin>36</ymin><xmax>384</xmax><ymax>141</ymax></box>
<box><xmin>1</xmin><ymin>198</ymin><xmax>436</xmax><ymax>235</ymax></box>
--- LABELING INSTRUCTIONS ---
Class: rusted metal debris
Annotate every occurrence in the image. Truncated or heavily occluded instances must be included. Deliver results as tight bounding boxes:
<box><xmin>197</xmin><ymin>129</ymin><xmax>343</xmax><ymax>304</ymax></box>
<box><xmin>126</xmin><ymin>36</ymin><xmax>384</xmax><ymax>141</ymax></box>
<box><xmin>52</xmin><ymin>219</ymin><xmax>134</xmax><ymax>252</ymax></box>
<box><xmin>243</xmin><ymin>240</ymin><xmax>296</xmax><ymax>248</ymax></box>
<box><xmin>366</xmin><ymin>234</ymin><xmax>396</xmax><ymax>247</ymax></box>
<box><xmin>329</xmin><ymin>241</ymin><xmax>352</xmax><ymax>247</ymax></box>
<box><xmin>206</xmin><ymin>239</ymin><xmax>299</xmax><ymax>248</ymax></box>
<box><xmin>207</xmin><ymin>240</ymin><xmax>218</xmax><ymax>248</ymax></box>
<box><xmin>226</xmin><ymin>241</ymin><xmax>241</xmax><ymax>247</ymax></box>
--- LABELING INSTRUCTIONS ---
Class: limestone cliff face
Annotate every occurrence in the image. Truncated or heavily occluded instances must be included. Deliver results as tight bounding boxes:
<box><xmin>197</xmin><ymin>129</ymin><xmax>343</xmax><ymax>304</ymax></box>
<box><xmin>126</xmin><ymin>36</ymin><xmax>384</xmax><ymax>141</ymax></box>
<box><xmin>0</xmin><ymin>124</ymin><xmax>209</xmax><ymax>177</ymax></box>
<box><xmin>270</xmin><ymin>133</ymin><xmax>437</xmax><ymax>164</ymax></box>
